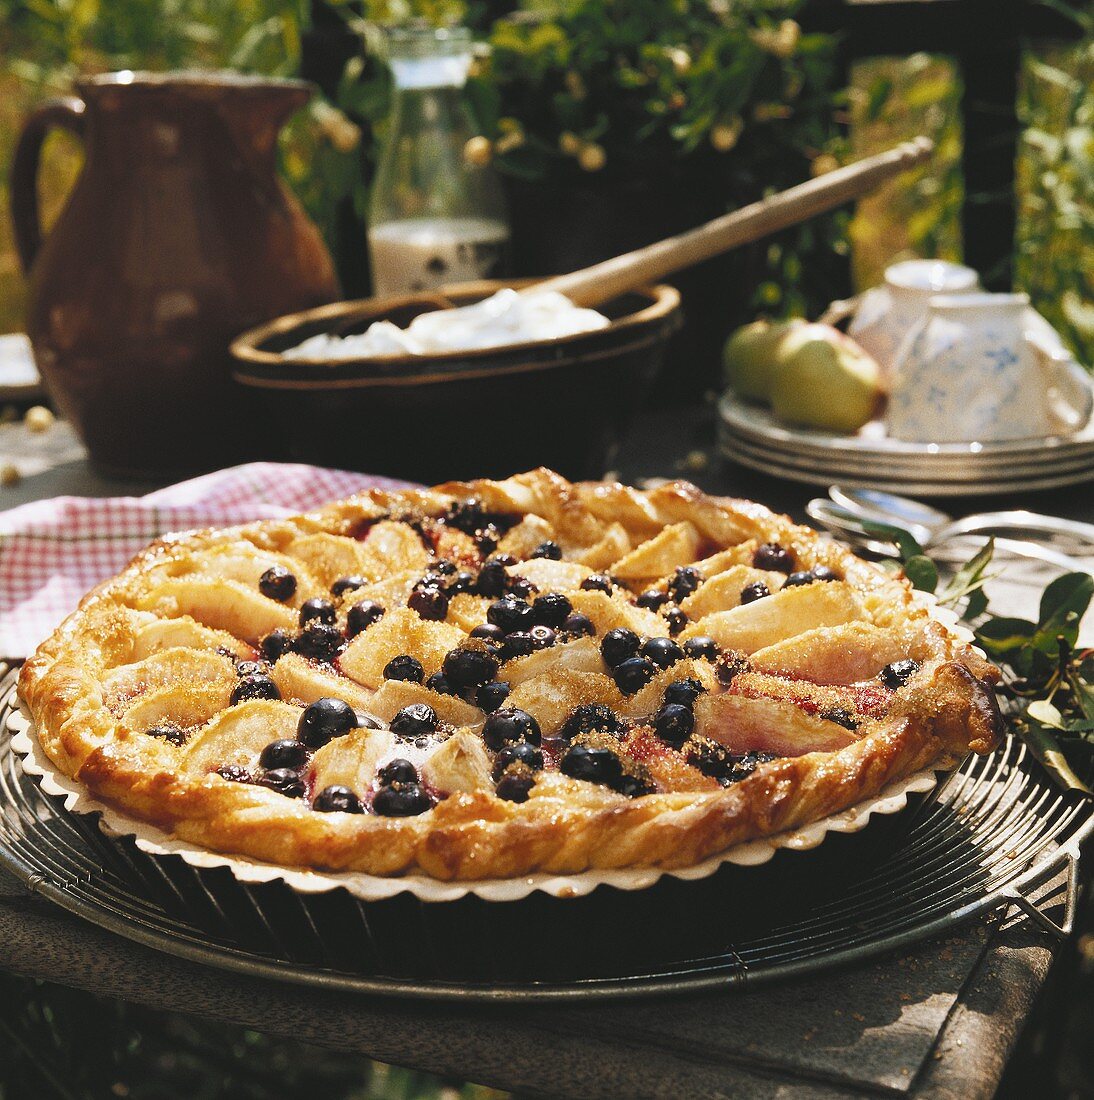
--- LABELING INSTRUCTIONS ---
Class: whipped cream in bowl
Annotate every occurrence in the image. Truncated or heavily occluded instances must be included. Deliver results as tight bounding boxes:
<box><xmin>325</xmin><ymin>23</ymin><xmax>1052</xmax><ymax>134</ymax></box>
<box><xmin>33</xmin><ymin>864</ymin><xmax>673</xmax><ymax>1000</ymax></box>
<box><xmin>284</xmin><ymin>289</ymin><xmax>611</xmax><ymax>361</ymax></box>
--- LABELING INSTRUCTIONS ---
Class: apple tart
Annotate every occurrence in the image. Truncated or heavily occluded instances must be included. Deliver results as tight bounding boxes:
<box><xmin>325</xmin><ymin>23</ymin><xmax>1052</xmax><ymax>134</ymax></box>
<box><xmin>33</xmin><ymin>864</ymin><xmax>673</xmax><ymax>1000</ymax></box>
<box><xmin>19</xmin><ymin>469</ymin><xmax>1002</xmax><ymax>881</ymax></box>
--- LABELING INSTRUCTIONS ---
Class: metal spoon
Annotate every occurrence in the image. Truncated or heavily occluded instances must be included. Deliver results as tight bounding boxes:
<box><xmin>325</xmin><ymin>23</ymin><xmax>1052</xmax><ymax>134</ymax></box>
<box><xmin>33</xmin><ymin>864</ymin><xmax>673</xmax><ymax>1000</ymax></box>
<box><xmin>806</xmin><ymin>498</ymin><xmax>1084</xmax><ymax>572</ymax></box>
<box><xmin>829</xmin><ymin>487</ymin><xmax>1094</xmax><ymax>550</ymax></box>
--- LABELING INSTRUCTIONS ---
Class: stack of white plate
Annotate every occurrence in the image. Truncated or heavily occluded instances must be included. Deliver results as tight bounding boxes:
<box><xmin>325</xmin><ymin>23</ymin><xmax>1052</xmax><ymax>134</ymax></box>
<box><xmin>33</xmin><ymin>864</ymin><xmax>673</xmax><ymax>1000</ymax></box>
<box><xmin>718</xmin><ymin>382</ymin><xmax>1094</xmax><ymax>498</ymax></box>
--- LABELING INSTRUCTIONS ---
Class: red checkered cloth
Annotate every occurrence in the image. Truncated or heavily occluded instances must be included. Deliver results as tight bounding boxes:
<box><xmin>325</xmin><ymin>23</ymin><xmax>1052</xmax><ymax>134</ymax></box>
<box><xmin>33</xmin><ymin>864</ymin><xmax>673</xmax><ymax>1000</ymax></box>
<box><xmin>0</xmin><ymin>463</ymin><xmax>414</xmax><ymax>660</ymax></box>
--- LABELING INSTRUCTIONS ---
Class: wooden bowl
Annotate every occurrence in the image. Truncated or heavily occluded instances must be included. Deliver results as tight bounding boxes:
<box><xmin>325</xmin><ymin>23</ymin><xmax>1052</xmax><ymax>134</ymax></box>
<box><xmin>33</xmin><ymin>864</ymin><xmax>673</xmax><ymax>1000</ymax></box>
<box><xmin>230</xmin><ymin>279</ymin><xmax>681</xmax><ymax>482</ymax></box>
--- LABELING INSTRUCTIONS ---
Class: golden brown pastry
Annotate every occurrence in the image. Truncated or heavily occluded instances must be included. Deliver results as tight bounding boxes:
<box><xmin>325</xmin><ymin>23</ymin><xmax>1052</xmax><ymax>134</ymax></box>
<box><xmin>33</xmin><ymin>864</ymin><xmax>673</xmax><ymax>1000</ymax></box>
<box><xmin>19</xmin><ymin>469</ymin><xmax>1002</xmax><ymax>880</ymax></box>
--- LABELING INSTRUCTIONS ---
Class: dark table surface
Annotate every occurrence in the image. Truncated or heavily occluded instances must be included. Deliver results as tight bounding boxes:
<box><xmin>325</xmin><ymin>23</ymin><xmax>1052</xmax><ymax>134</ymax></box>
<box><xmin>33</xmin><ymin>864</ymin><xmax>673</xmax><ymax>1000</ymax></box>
<box><xmin>0</xmin><ymin>407</ymin><xmax>1089</xmax><ymax>1099</ymax></box>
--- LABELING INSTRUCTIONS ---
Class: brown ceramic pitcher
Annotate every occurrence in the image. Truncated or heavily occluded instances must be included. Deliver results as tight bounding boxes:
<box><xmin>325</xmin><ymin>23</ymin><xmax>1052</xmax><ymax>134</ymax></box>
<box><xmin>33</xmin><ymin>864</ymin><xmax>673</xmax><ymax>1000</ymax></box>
<box><xmin>11</xmin><ymin>71</ymin><xmax>339</xmax><ymax>476</ymax></box>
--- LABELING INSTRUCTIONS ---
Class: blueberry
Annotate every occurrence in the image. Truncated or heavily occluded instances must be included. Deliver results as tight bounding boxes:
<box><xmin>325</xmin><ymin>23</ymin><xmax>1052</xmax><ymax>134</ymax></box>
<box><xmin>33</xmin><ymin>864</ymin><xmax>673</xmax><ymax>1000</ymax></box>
<box><xmin>346</xmin><ymin>600</ymin><xmax>385</xmax><ymax>637</ymax></box>
<box><xmin>449</xmin><ymin>570</ymin><xmax>477</xmax><ymax>594</ymax></box>
<box><xmin>383</xmin><ymin>654</ymin><xmax>424</xmax><ymax>683</ymax></box>
<box><xmin>215</xmin><ymin>764</ymin><xmax>251</xmax><ymax>783</ymax></box>
<box><xmin>259</xmin><ymin>565</ymin><xmax>296</xmax><ymax>602</ymax></box>
<box><xmin>636</xmin><ymin>588</ymin><xmax>667</xmax><ymax>610</ymax></box>
<box><xmin>260</xmin><ymin>768</ymin><xmax>306</xmax><ymax>798</ymax></box>
<box><xmin>230</xmin><ymin>674</ymin><xmax>281</xmax><ymax>706</ymax></box>
<box><xmin>668</xmin><ymin>566</ymin><xmax>703</xmax><ymax>603</ymax></box>
<box><xmin>881</xmin><ymin>659</ymin><xmax>919</xmax><ymax>690</ymax></box>
<box><xmin>640</xmin><ymin>636</ymin><xmax>684</xmax><ymax>670</ymax></box>
<box><xmin>146</xmin><ymin>723</ymin><xmax>188</xmax><ymax>747</ymax></box>
<box><xmin>739</xmin><ymin>581</ymin><xmax>770</xmax><ymax>605</ymax></box>
<box><xmin>715</xmin><ymin>651</ymin><xmax>750</xmax><ymax>685</ymax></box>
<box><xmin>294</xmin><ymin>622</ymin><xmax>343</xmax><ymax>662</ymax></box>
<box><xmin>260</xmin><ymin>629</ymin><xmax>294</xmax><ymax>662</ymax></box>
<box><xmin>559</xmin><ymin>703</ymin><xmax>626</xmax><ymax>741</ymax></box>
<box><xmin>444</xmin><ymin>497</ymin><xmax>486</xmax><ymax>533</ymax></box>
<box><xmin>530</xmin><ymin>541</ymin><xmax>562</xmax><ymax>560</ymax></box>
<box><xmin>683</xmin><ymin>636</ymin><xmax>719</xmax><ymax>662</ymax></box>
<box><xmin>475</xmin><ymin>528</ymin><xmax>499</xmax><ymax>556</ymax></box>
<box><xmin>820</xmin><ymin>707</ymin><xmax>858</xmax><ymax>730</ymax></box>
<box><xmin>259</xmin><ymin>738</ymin><xmax>308</xmax><ymax>771</ymax></box>
<box><xmin>390</xmin><ymin>703</ymin><xmax>438</xmax><ymax>738</ymax></box>
<box><xmin>377</xmin><ymin>758</ymin><xmax>419</xmax><ymax>785</ymax></box>
<box><xmin>561</xmin><ymin>744</ymin><xmax>623</xmax><ymax>786</ymax></box>
<box><xmin>562</xmin><ymin>613</ymin><xmax>595</xmax><ymax>637</ymax></box>
<box><xmin>508</xmin><ymin>577</ymin><xmax>538</xmax><ymax>600</ymax></box>
<box><xmin>432</xmin><ymin>560</ymin><xmax>457</xmax><ymax>576</ymax></box>
<box><xmin>442</xmin><ymin>646</ymin><xmax>499</xmax><ymax>688</ymax></box>
<box><xmin>687</xmin><ymin>743</ymin><xmax>777</xmax><ymax>785</ymax></box>
<box><xmin>783</xmin><ymin>571</ymin><xmax>816</xmax><ymax>588</ymax></box>
<box><xmin>600</xmin><ymin>627</ymin><xmax>640</xmax><ymax>668</ymax></box>
<box><xmin>492</xmin><ymin>742</ymin><xmax>544</xmax><ymax>780</ymax></box>
<box><xmin>529</xmin><ymin>625</ymin><xmax>557</xmax><ymax>650</ymax></box>
<box><xmin>613</xmin><ymin>656</ymin><xmax>658</xmax><ymax>695</ymax></box>
<box><xmin>580</xmin><ymin>574</ymin><xmax>614</xmax><ymax>594</ymax></box>
<box><xmin>372</xmin><ymin>784</ymin><xmax>432</xmax><ymax>817</ymax></box>
<box><xmin>500</xmin><ymin>631</ymin><xmax>536</xmax><ymax>661</ymax></box>
<box><xmin>496</xmin><ymin>773</ymin><xmax>535</xmax><ymax>803</ymax></box>
<box><xmin>812</xmin><ymin>565</ymin><xmax>839</xmax><ymax>582</ymax></box>
<box><xmin>662</xmin><ymin>604</ymin><xmax>689</xmax><ymax>635</ymax></box>
<box><xmin>616</xmin><ymin>774</ymin><xmax>654</xmax><ymax>798</ymax></box>
<box><xmin>476</xmin><ymin>681</ymin><xmax>511</xmax><ymax>712</ymax></box>
<box><xmin>313</xmin><ymin>785</ymin><xmax>364</xmax><ymax>813</ymax></box>
<box><xmin>425</xmin><ymin>671</ymin><xmax>456</xmax><ymax>696</ymax></box>
<box><xmin>331</xmin><ymin>575</ymin><xmax>368</xmax><ymax>597</ymax></box>
<box><xmin>753</xmin><ymin>542</ymin><xmax>794</xmax><ymax>574</ymax></box>
<box><xmin>652</xmin><ymin>703</ymin><xmax>695</xmax><ymax>747</ymax></box>
<box><xmin>488</xmin><ymin>596</ymin><xmax>535</xmax><ymax>634</ymax></box>
<box><xmin>492</xmin><ymin>553</ymin><xmax>519</xmax><ymax>567</ymax></box>
<box><xmin>532</xmin><ymin>592</ymin><xmax>572</xmax><ymax>628</ymax></box>
<box><xmin>299</xmin><ymin>597</ymin><xmax>336</xmax><ymax>626</ymax></box>
<box><xmin>408</xmin><ymin>585</ymin><xmax>449</xmax><ymax>621</ymax></box>
<box><xmin>663</xmin><ymin>677</ymin><xmax>706</xmax><ymax>708</ymax></box>
<box><xmin>482</xmin><ymin>708</ymin><xmax>541</xmax><ymax>751</ymax></box>
<box><xmin>470</xmin><ymin>622</ymin><xmax>505</xmax><ymax>644</ymax></box>
<box><xmin>475</xmin><ymin>560</ymin><xmax>510</xmax><ymax>597</ymax></box>
<box><xmin>298</xmin><ymin>697</ymin><xmax>358</xmax><ymax>748</ymax></box>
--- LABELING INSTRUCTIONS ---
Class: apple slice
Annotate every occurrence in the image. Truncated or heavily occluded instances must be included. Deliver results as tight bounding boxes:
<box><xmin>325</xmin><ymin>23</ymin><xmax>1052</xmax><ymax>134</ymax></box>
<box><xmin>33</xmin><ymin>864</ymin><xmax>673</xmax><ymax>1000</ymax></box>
<box><xmin>610</xmin><ymin>522</ymin><xmax>701</xmax><ymax>583</ymax></box>
<box><xmin>181</xmin><ymin>699</ymin><xmax>302</xmax><ymax>775</ymax></box>
<box><xmin>130</xmin><ymin>614</ymin><xmax>252</xmax><ymax>661</ymax></box>
<box><xmin>368</xmin><ymin>679</ymin><xmax>482</xmax><ymax>727</ymax></box>
<box><xmin>679</xmin><ymin>565</ymin><xmax>781</xmax><ymax>618</ymax></box>
<box><xmin>135</xmin><ymin>578</ymin><xmax>297</xmax><ymax>643</ymax></box>
<box><xmin>338</xmin><ymin>607</ymin><xmax>464</xmax><ymax>689</ymax></box>
<box><xmin>310</xmin><ymin>726</ymin><xmax>397</xmax><ymax>796</ymax></box>
<box><xmin>270</xmin><ymin>653</ymin><xmax>374</xmax><ymax>711</ymax></box>
<box><xmin>683</xmin><ymin>581</ymin><xmax>867</xmax><ymax>654</ymax></box>
<box><xmin>695</xmin><ymin>692</ymin><xmax>857</xmax><ymax>756</ymax></box>
<box><xmin>421</xmin><ymin>731</ymin><xmax>494</xmax><ymax>795</ymax></box>
<box><xmin>751</xmin><ymin>621</ymin><xmax>919</xmax><ymax>685</ymax></box>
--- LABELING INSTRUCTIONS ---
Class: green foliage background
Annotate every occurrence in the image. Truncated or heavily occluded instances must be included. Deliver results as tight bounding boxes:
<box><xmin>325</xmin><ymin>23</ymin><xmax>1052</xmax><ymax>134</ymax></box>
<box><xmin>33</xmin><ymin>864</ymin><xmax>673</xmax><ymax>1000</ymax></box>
<box><xmin>1</xmin><ymin>0</ymin><xmax>1090</xmax><ymax>361</ymax></box>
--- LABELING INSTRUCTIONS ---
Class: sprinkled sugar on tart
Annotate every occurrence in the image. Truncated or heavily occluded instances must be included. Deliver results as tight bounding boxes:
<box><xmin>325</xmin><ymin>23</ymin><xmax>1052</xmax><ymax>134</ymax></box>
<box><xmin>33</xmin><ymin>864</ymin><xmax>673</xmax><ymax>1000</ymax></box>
<box><xmin>19</xmin><ymin>469</ymin><xmax>1003</xmax><ymax>880</ymax></box>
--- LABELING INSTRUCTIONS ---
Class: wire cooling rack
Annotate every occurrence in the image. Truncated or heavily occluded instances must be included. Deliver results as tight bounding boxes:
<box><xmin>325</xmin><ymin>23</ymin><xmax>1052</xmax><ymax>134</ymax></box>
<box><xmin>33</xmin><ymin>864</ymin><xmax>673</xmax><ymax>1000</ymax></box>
<box><xmin>0</xmin><ymin>666</ymin><xmax>1088</xmax><ymax>1002</ymax></box>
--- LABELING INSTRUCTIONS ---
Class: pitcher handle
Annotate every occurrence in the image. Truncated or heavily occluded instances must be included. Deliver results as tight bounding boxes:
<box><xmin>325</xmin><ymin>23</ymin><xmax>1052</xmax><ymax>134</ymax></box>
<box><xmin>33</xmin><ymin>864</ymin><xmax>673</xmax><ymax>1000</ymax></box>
<box><xmin>10</xmin><ymin>96</ymin><xmax>86</xmax><ymax>274</ymax></box>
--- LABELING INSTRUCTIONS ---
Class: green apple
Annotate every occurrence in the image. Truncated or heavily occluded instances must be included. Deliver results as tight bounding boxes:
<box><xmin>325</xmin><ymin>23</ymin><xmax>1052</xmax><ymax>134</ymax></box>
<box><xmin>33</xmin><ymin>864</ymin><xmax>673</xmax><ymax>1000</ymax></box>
<box><xmin>722</xmin><ymin>318</ymin><xmax>805</xmax><ymax>402</ymax></box>
<box><xmin>768</xmin><ymin>324</ymin><xmax>882</xmax><ymax>433</ymax></box>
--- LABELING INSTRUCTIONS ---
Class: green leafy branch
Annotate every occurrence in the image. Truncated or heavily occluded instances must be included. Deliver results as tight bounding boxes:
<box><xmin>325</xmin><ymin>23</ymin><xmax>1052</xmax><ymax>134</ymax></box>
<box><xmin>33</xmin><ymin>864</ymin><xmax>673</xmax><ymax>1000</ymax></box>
<box><xmin>886</xmin><ymin>529</ymin><xmax>1094</xmax><ymax>798</ymax></box>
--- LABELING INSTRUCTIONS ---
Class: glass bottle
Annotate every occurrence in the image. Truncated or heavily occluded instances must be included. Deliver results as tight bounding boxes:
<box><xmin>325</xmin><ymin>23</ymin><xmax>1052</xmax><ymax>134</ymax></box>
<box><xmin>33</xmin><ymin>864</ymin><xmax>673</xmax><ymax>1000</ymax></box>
<box><xmin>368</xmin><ymin>24</ymin><xmax>509</xmax><ymax>297</ymax></box>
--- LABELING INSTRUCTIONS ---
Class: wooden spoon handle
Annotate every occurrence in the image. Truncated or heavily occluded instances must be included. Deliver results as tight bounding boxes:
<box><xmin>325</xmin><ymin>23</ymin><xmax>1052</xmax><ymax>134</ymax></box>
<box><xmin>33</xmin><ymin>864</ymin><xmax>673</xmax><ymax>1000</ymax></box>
<box><xmin>530</xmin><ymin>137</ymin><xmax>934</xmax><ymax>309</ymax></box>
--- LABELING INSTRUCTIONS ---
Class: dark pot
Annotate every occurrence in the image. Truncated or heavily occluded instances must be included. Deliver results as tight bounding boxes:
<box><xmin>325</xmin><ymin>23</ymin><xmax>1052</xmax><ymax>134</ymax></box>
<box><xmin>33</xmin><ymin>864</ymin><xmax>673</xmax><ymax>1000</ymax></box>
<box><xmin>231</xmin><ymin>279</ymin><xmax>681</xmax><ymax>483</ymax></box>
